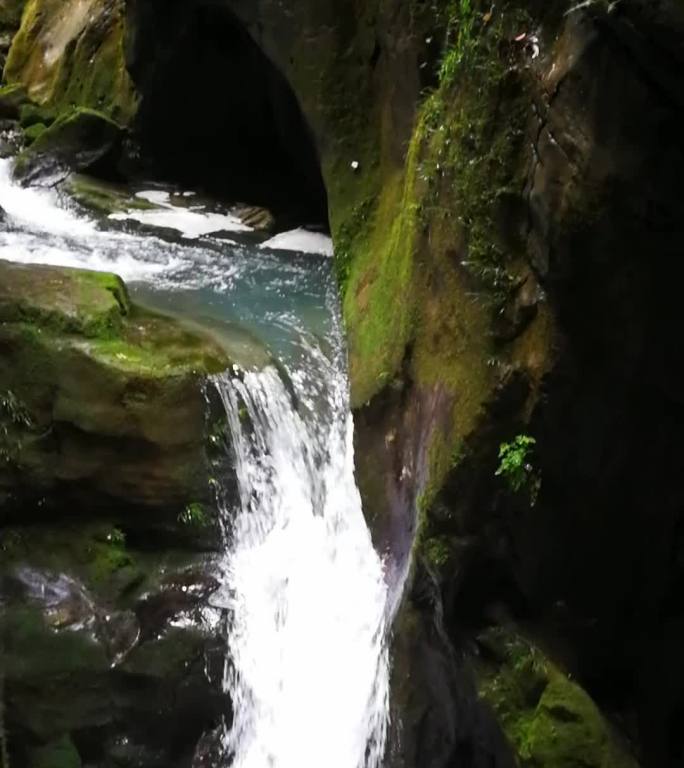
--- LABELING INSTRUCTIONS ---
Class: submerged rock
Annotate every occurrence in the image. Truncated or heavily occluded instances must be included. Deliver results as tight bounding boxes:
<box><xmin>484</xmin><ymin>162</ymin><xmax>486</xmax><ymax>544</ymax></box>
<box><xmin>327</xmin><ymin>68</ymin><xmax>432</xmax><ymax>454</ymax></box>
<box><xmin>0</xmin><ymin>258</ymin><xmax>229</xmax><ymax>522</ymax></box>
<box><xmin>235</xmin><ymin>204</ymin><xmax>275</xmax><ymax>233</ymax></box>
<box><xmin>65</xmin><ymin>173</ymin><xmax>159</xmax><ymax>216</ymax></box>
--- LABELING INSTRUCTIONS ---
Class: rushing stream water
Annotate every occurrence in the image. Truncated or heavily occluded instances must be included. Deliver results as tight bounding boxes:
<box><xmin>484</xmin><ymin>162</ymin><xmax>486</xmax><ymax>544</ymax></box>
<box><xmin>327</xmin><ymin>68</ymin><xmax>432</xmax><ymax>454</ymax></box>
<box><xmin>0</xmin><ymin>157</ymin><xmax>390</xmax><ymax>768</ymax></box>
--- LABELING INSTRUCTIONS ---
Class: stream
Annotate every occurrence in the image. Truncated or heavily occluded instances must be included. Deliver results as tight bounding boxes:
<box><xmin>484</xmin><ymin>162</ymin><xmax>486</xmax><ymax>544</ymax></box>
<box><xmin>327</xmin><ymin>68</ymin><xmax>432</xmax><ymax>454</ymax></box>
<box><xmin>0</xmin><ymin>158</ymin><xmax>390</xmax><ymax>768</ymax></box>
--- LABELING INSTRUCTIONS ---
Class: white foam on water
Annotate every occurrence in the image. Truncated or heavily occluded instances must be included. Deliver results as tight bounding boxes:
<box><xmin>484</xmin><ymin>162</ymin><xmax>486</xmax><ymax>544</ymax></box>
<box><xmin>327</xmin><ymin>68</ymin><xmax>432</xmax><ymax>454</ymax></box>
<box><xmin>135</xmin><ymin>189</ymin><xmax>172</xmax><ymax>206</ymax></box>
<box><xmin>260</xmin><ymin>228</ymin><xmax>334</xmax><ymax>257</ymax></box>
<box><xmin>0</xmin><ymin>158</ymin><xmax>97</xmax><ymax>239</ymax></box>
<box><xmin>0</xmin><ymin>158</ymin><xmax>236</xmax><ymax>287</ymax></box>
<box><xmin>111</xmin><ymin>188</ymin><xmax>251</xmax><ymax>239</ymax></box>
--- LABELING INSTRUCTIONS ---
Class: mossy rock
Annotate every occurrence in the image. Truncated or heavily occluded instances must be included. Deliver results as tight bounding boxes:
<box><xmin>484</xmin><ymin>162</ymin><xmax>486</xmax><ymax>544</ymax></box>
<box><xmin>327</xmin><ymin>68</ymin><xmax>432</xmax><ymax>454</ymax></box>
<box><xmin>13</xmin><ymin>106</ymin><xmax>122</xmax><ymax>182</ymax></box>
<box><xmin>23</xmin><ymin>120</ymin><xmax>47</xmax><ymax>143</ymax></box>
<box><xmin>19</xmin><ymin>100</ymin><xmax>56</xmax><ymax>128</ymax></box>
<box><xmin>0</xmin><ymin>82</ymin><xmax>28</xmax><ymax>118</ymax></box>
<box><xmin>476</xmin><ymin>627</ymin><xmax>640</xmax><ymax>768</ymax></box>
<box><xmin>0</xmin><ymin>258</ymin><xmax>230</xmax><ymax>516</ymax></box>
<box><xmin>65</xmin><ymin>173</ymin><xmax>159</xmax><ymax>215</ymax></box>
<box><xmin>3</xmin><ymin>0</ymin><xmax>138</xmax><ymax>123</ymax></box>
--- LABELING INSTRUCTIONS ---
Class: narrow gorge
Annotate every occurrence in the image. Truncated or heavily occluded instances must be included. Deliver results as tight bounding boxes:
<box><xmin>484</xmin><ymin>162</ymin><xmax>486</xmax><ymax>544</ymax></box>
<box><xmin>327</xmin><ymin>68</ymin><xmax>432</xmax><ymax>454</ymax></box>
<box><xmin>1</xmin><ymin>1</ymin><xmax>683</xmax><ymax>768</ymax></box>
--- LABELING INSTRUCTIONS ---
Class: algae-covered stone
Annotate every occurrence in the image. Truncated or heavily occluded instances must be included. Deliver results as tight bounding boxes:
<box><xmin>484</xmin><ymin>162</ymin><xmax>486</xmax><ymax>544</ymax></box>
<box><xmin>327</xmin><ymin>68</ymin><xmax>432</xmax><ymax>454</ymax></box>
<box><xmin>13</xmin><ymin>106</ymin><xmax>122</xmax><ymax>182</ymax></box>
<box><xmin>0</xmin><ymin>258</ymin><xmax>229</xmax><ymax>516</ymax></box>
<box><xmin>476</xmin><ymin>628</ymin><xmax>640</xmax><ymax>768</ymax></box>
<box><xmin>65</xmin><ymin>173</ymin><xmax>158</xmax><ymax>215</ymax></box>
<box><xmin>3</xmin><ymin>0</ymin><xmax>138</xmax><ymax>123</ymax></box>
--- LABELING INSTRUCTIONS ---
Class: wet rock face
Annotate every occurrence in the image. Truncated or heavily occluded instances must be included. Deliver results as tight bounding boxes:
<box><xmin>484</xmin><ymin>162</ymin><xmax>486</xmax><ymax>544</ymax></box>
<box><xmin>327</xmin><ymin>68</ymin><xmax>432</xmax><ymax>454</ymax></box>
<box><xmin>0</xmin><ymin>523</ymin><xmax>230</xmax><ymax>768</ymax></box>
<box><xmin>410</xmin><ymin>5</ymin><xmax>684</xmax><ymax>768</ymax></box>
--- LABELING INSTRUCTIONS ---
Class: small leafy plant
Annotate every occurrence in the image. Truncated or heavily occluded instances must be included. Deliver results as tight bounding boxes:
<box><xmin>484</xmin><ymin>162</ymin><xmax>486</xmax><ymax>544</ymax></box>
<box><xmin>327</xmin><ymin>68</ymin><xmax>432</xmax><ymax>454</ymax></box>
<box><xmin>496</xmin><ymin>434</ymin><xmax>541</xmax><ymax>505</ymax></box>
<box><xmin>1</xmin><ymin>390</ymin><xmax>32</xmax><ymax>465</ymax></box>
<box><xmin>179</xmin><ymin>502</ymin><xmax>209</xmax><ymax>528</ymax></box>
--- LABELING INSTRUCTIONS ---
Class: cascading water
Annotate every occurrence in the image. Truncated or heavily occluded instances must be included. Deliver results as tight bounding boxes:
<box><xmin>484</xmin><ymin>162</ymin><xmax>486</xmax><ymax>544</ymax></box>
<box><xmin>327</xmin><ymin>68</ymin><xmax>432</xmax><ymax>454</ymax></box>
<box><xmin>0</xmin><ymin>155</ymin><xmax>391</xmax><ymax>768</ymax></box>
<box><xmin>214</xmin><ymin>338</ymin><xmax>389</xmax><ymax>768</ymax></box>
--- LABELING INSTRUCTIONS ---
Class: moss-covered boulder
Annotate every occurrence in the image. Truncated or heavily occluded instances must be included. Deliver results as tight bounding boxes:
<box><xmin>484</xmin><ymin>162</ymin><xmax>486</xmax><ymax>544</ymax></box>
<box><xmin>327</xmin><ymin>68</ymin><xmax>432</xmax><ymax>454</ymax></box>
<box><xmin>0</xmin><ymin>521</ymin><xmax>227</xmax><ymax>766</ymax></box>
<box><xmin>3</xmin><ymin>0</ymin><xmax>137</xmax><ymax>122</ymax></box>
<box><xmin>0</xmin><ymin>258</ymin><xmax>229</xmax><ymax>520</ymax></box>
<box><xmin>64</xmin><ymin>172</ymin><xmax>158</xmax><ymax>215</ymax></box>
<box><xmin>12</xmin><ymin>106</ymin><xmax>122</xmax><ymax>181</ymax></box>
<box><xmin>476</xmin><ymin>628</ymin><xmax>640</xmax><ymax>768</ymax></box>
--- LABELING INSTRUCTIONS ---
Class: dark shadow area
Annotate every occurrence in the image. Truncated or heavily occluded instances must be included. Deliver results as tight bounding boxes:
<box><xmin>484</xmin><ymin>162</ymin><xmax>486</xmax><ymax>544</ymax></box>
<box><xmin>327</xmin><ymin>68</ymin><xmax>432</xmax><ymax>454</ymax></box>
<box><xmin>124</xmin><ymin>0</ymin><xmax>328</xmax><ymax>227</ymax></box>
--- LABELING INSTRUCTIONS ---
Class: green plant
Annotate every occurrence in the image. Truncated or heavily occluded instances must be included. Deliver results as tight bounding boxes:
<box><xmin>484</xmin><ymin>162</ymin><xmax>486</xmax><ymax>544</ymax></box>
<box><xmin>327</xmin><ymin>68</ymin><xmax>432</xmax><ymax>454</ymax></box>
<box><xmin>496</xmin><ymin>434</ymin><xmax>541</xmax><ymax>504</ymax></box>
<box><xmin>107</xmin><ymin>527</ymin><xmax>126</xmax><ymax>546</ymax></box>
<box><xmin>0</xmin><ymin>390</ymin><xmax>32</xmax><ymax>465</ymax></box>
<box><xmin>178</xmin><ymin>502</ymin><xmax>209</xmax><ymax>528</ymax></box>
<box><xmin>440</xmin><ymin>0</ymin><xmax>479</xmax><ymax>85</ymax></box>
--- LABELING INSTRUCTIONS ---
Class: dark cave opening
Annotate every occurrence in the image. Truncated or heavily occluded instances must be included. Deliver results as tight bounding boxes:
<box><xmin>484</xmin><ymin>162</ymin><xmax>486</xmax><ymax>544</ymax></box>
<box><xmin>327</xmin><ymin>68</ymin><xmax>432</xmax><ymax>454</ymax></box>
<box><xmin>124</xmin><ymin>0</ymin><xmax>328</xmax><ymax>228</ymax></box>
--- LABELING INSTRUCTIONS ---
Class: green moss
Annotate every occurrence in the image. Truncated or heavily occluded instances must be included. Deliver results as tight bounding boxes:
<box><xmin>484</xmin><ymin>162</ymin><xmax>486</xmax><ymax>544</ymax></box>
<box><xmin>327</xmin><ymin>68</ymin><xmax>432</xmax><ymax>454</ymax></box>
<box><xmin>2</xmin><ymin>606</ymin><xmax>107</xmax><ymax>680</ymax></box>
<box><xmin>65</xmin><ymin>174</ymin><xmax>158</xmax><ymax>216</ymax></box>
<box><xmin>19</xmin><ymin>101</ymin><xmax>56</xmax><ymax>128</ymax></box>
<box><xmin>23</xmin><ymin>120</ymin><xmax>47</xmax><ymax>143</ymax></box>
<box><xmin>0</xmin><ymin>260</ymin><xmax>227</xmax><ymax>377</ymax></box>
<box><xmin>421</xmin><ymin>534</ymin><xmax>452</xmax><ymax>569</ymax></box>
<box><xmin>476</xmin><ymin>628</ymin><xmax>640</xmax><ymax>768</ymax></box>
<box><xmin>4</xmin><ymin>0</ymin><xmax>138</xmax><ymax>123</ymax></box>
<box><xmin>20</xmin><ymin>104</ymin><xmax>120</xmax><ymax>155</ymax></box>
<box><xmin>0</xmin><ymin>259</ymin><xmax>129</xmax><ymax>339</ymax></box>
<box><xmin>121</xmin><ymin>628</ymin><xmax>205</xmax><ymax>680</ymax></box>
<box><xmin>344</xmin><ymin>167</ymin><xmax>420</xmax><ymax>407</ymax></box>
<box><xmin>29</xmin><ymin>735</ymin><xmax>81</xmax><ymax>768</ymax></box>
<box><xmin>0</xmin><ymin>82</ymin><xmax>29</xmax><ymax>117</ymax></box>
<box><xmin>0</xmin><ymin>523</ymin><xmax>143</xmax><ymax>602</ymax></box>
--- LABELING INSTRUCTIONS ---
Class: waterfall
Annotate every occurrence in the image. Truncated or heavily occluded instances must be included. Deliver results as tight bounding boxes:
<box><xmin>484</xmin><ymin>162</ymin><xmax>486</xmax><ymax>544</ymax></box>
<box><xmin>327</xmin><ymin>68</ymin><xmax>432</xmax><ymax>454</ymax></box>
<box><xmin>213</xmin><ymin>341</ymin><xmax>390</xmax><ymax>768</ymax></box>
<box><xmin>0</xmin><ymin>153</ymin><xmax>390</xmax><ymax>768</ymax></box>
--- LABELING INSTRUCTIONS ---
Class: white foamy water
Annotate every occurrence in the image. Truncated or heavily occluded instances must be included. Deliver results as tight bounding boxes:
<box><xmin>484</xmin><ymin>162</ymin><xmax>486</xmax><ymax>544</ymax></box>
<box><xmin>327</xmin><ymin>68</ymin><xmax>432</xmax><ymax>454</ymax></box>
<box><xmin>215</xmin><ymin>354</ymin><xmax>389</xmax><ymax>768</ymax></box>
<box><xmin>0</xmin><ymin>158</ymin><xmax>238</xmax><ymax>288</ymax></box>
<box><xmin>261</xmin><ymin>227</ymin><xmax>334</xmax><ymax>256</ymax></box>
<box><xmin>110</xmin><ymin>188</ymin><xmax>251</xmax><ymax>239</ymax></box>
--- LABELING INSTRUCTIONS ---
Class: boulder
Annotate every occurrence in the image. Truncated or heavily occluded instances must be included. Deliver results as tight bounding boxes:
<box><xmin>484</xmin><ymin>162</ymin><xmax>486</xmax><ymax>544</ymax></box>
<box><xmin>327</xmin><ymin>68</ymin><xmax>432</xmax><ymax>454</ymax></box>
<box><xmin>65</xmin><ymin>173</ymin><xmax>159</xmax><ymax>216</ymax></box>
<box><xmin>3</xmin><ymin>0</ymin><xmax>137</xmax><ymax>123</ymax></box>
<box><xmin>0</xmin><ymin>522</ymin><xmax>229</xmax><ymax>767</ymax></box>
<box><xmin>0</xmin><ymin>259</ymin><xmax>229</xmax><ymax>522</ymax></box>
<box><xmin>235</xmin><ymin>204</ymin><xmax>276</xmax><ymax>233</ymax></box>
<box><xmin>12</xmin><ymin>107</ymin><xmax>122</xmax><ymax>183</ymax></box>
<box><xmin>475</xmin><ymin>627</ymin><xmax>640</xmax><ymax>768</ymax></box>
